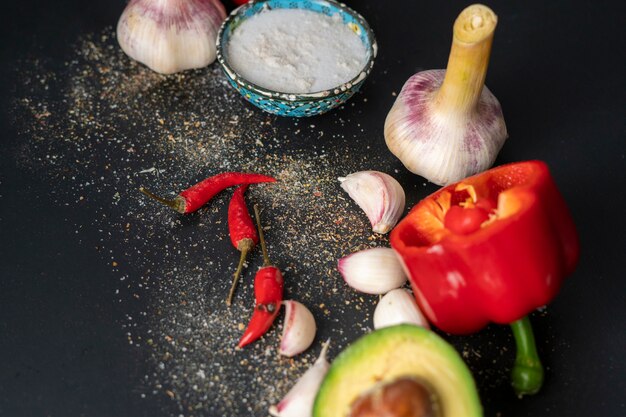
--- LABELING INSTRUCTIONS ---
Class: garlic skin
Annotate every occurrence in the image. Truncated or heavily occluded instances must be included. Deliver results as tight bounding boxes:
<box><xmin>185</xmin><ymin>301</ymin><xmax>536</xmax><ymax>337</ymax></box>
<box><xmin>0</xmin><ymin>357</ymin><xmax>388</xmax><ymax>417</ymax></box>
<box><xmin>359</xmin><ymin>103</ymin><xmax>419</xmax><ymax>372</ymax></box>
<box><xmin>117</xmin><ymin>0</ymin><xmax>226</xmax><ymax>74</ymax></box>
<box><xmin>269</xmin><ymin>341</ymin><xmax>331</xmax><ymax>417</ymax></box>
<box><xmin>339</xmin><ymin>171</ymin><xmax>406</xmax><ymax>234</ymax></box>
<box><xmin>337</xmin><ymin>248</ymin><xmax>407</xmax><ymax>294</ymax></box>
<box><xmin>279</xmin><ymin>300</ymin><xmax>317</xmax><ymax>358</ymax></box>
<box><xmin>373</xmin><ymin>289</ymin><xmax>430</xmax><ymax>330</ymax></box>
<box><xmin>384</xmin><ymin>4</ymin><xmax>507</xmax><ymax>186</ymax></box>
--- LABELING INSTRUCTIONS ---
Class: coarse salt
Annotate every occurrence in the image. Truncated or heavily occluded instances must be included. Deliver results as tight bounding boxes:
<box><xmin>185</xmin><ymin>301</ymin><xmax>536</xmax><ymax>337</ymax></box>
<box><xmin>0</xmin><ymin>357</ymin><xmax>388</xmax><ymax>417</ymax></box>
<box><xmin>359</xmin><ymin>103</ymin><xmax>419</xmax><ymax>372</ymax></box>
<box><xmin>226</xmin><ymin>9</ymin><xmax>367</xmax><ymax>94</ymax></box>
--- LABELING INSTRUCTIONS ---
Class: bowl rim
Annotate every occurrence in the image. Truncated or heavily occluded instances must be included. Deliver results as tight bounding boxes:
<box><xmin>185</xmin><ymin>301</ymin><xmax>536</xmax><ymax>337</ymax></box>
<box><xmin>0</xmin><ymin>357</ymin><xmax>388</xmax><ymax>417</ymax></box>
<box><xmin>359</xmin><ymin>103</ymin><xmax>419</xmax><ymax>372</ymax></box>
<box><xmin>215</xmin><ymin>0</ymin><xmax>378</xmax><ymax>102</ymax></box>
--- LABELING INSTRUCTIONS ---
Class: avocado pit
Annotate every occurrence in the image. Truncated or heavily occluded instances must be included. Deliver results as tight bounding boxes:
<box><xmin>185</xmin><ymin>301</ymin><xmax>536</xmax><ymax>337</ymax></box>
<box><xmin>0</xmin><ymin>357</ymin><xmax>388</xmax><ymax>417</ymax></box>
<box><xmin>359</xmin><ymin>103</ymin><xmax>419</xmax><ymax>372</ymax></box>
<box><xmin>349</xmin><ymin>377</ymin><xmax>441</xmax><ymax>417</ymax></box>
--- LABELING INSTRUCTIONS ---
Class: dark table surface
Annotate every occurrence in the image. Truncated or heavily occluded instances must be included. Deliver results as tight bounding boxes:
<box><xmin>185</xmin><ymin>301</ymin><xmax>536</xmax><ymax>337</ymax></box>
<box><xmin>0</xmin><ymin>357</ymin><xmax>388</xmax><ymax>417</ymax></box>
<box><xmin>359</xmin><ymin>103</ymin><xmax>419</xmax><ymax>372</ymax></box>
<box><xmin>1</xmin><ymin>1</ymin><xmax>625</xmax><ymax>416</ymax></box>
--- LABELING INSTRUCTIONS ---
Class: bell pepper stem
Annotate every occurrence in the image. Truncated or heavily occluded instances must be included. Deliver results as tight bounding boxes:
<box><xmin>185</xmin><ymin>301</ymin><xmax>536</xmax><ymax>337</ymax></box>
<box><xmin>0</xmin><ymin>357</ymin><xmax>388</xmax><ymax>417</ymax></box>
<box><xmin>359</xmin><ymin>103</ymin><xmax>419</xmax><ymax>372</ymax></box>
<box><xmin>510</xmin><ymin>316</ymin><xmax>544</xmax><ymax>398</ymax></box>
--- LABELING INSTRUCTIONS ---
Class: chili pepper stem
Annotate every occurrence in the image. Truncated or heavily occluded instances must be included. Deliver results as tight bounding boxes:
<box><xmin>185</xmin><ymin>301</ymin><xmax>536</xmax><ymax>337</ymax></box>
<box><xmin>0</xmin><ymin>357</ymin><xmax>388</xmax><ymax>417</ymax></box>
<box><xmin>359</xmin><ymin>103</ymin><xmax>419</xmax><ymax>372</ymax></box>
<box><xmin>139</xmin><ymin>187</ymin><xmax>186</xmax><ymax>213</ymax></box>
<box><xmin>253</xmin><ymin>204</ymin><xmax>271</xmax><ymax>267</ymax></box>
<box><xmin>510</xmin><ymin>316</ymin><xmax>544</xmax><ymax>398</ymax></box>
<box><xmin>226</xmin><ymin>239</ymin><xmax>254</xmax><ymax>306</ymax></box>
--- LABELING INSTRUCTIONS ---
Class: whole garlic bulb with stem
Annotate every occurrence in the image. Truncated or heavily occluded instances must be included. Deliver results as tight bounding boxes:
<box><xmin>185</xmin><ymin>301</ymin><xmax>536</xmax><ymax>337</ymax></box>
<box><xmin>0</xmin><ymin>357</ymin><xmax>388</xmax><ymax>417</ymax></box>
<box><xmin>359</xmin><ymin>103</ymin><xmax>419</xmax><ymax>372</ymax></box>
<box><xmin>117</xmin><ymin>0</ymin><xmax>226</xmax><ymax>74</ymax></box>
<box><xmin>385</xmin><ymin>4</ymin><xmax>507</xmax><ymax>186</ymax></box>
<box><xmin>338</xmin><ymin>171</ymin><xmax>406</xmax><ymax>234</ymax></box>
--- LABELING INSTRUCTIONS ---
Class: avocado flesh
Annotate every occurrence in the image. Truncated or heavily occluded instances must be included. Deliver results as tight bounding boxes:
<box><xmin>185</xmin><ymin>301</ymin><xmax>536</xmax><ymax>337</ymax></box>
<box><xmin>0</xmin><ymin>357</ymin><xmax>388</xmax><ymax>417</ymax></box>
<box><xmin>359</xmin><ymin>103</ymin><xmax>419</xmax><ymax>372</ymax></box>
<box><xmin>313</xmin><ymin>324</ymin><xmax>482</xmax><ymax>417</ymax></box>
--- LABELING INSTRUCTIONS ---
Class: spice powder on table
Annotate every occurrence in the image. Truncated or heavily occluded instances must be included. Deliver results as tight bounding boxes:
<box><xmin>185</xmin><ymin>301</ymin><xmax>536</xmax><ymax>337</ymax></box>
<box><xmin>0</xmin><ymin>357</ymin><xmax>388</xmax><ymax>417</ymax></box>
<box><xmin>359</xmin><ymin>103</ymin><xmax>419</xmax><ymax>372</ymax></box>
<box><xmin>10</xmin><ymin>30</ymin><xmax>407</xmax><ymax>416</ymax></box>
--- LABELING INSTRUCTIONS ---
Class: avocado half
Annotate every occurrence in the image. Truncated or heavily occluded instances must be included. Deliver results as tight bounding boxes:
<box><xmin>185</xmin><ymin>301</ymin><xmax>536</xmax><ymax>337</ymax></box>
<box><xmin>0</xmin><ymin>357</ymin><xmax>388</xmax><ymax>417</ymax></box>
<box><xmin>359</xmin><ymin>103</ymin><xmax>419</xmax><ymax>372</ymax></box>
<box><xmin>313</xmin><ymin>324</ymin><xmax>482</xmax><ymax>417</ymax></box>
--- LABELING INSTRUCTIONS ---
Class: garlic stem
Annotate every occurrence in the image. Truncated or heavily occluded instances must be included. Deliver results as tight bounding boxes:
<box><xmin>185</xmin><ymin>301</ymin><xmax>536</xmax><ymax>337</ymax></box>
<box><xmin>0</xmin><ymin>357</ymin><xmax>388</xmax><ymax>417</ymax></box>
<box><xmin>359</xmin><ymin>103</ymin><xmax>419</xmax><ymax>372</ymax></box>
<box><xmin>435</xmin><ymin>4</ymin><xmax>497</xmax><ymax>114</ymax></box>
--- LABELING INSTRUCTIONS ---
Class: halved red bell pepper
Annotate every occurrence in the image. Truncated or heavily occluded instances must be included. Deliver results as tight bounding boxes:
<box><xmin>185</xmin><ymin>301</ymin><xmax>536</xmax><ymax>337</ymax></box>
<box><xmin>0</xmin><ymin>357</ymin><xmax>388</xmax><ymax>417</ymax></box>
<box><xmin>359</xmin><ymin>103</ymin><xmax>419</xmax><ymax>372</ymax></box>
<box><xmin>390</xmin><ymin>160</ymin><xmax>579</xmax><ymax>396</ymax></box>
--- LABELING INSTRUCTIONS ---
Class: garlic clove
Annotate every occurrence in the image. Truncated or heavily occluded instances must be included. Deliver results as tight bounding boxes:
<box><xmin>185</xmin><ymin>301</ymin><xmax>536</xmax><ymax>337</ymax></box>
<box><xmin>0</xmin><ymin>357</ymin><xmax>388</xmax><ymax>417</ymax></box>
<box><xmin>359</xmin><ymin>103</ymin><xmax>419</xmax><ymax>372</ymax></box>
<box><xmin>117</xmin><ymin>0</ymin><xmax>226</xmax><ymax>74</ymax></box>
<box><xmin>338</xmin><ymin>171</ymin><xmax>406</xmax><ymax>234</ymax></box>
<box><xmin>373</xmin><ymin>289</ymin><xmax>430</xmax><ymax>330</ymax></box>
<box><xmin>279</xmin><ymin>300</ymin><xmax>317</xmax><ymax>358</ymax></box>
<box><xmin>337</xmin><ymin>248</ymin><xmax>407</xmax><ymax>294</ymax></box>
<box><xmin>269</xmin><ymin>340</ymin><xmax>331</xmax><ymax>417</ymax></box>
<box><xmin>384</xmin><ymin>5</ymin><xmax>507</xmax><ymax>186</ymax></box>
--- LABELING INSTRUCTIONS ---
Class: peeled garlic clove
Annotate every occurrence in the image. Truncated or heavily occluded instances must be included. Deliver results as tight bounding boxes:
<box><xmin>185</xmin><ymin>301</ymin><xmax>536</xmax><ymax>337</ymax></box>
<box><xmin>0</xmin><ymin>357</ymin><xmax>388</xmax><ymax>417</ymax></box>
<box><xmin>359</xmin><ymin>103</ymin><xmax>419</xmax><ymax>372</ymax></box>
<box><xmin>338</xmin><ymin>171</ymin><xmax>405</xmax><ymax>234</ymax></box>
<box><xmin>117</xmin><ymin>0</ymin><xmax>226</xmax><ymax>74</ymax></box>
<box><xmin>279</xmin><ymin>300</ymin><xmax>317</xmax><ymax>357</ymax></box>
<box><xmin>384</xmin><ymin>5</ymin><xmax>507</xmax><ymax>186</ymax></box>
<box><xmin>337</xmin><ymin>248</ymin><xmax>407</xmax><ymax>294</ymax></box>
<box><xmin>269</xmin><ymin>340</ymin><xmax>331</xmax><ymax>417</ymax></box>
<box><xmin>373</xmin><ymin>289</ymin><xmax>430</xmax><ymax>330</ymax></box>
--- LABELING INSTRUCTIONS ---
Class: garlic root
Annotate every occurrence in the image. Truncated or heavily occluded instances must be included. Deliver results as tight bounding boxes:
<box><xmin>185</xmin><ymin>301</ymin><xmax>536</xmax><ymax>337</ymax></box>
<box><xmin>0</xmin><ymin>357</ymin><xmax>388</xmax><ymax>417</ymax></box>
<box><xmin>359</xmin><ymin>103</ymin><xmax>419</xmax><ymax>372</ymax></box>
<box><xmin>385</xmin><ymin>4</ymin><xmax>507</xmax><ymax>186</ymax></box>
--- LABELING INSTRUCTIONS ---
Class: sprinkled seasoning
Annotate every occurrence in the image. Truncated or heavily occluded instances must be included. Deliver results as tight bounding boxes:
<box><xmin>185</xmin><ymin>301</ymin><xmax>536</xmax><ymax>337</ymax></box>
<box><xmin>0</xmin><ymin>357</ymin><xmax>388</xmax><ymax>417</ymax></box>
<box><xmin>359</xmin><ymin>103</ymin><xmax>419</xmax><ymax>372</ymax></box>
<box><xmin>9</xmin><ymin>29</ymin><xmax>526</xmax><ymax>417</ymax></box>
<box><xmin>10</xmin><ymin>29</ymin><xmax>388</xmax><ymax>416</ymax></box>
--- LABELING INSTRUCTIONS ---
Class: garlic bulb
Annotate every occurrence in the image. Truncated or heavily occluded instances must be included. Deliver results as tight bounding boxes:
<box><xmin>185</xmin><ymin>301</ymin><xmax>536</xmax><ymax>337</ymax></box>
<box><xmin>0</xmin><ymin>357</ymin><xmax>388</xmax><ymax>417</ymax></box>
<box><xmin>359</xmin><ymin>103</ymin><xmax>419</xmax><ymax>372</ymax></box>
<box><xmin>384</xmin><ymin>4</ymin><xmax>507</xmax><ymax>186</ymax></box>
<box><xmin>269</xmin><ymin>340</ymin><xmax>331</xmax><ymax>417</ymax></box>
<box><xmin>117</xmin><ymin>0</ymin><xmax>226</xmax><ymax>74</ymax></box>
<box><xmin>337</xmin><ymin>248</ymin><xmax>407</xmax><ymax>294</ymax></box>
<box><xmin>279</xmin><ymin>300</ymin><xmax>317</xmax><ymax>357</ymax></box>
<box><xmin>338</xmin><ymin>171</ymin><xmax>406</xmax><ymax>234</ymax></box>
<box><xmin>373</xmin><ymin>289</ymin><xmax>430</xmax><ymax>330</ymax></box>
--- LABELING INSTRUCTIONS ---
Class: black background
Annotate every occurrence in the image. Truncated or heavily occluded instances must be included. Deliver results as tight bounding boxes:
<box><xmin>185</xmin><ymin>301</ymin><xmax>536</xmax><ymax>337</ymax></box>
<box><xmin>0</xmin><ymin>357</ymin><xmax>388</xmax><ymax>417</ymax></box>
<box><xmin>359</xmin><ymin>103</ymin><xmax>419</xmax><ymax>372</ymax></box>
<box><xmin>1</xmin><ymin>0</ymin><xmax>625</xmax><ymax>416</ymax></box>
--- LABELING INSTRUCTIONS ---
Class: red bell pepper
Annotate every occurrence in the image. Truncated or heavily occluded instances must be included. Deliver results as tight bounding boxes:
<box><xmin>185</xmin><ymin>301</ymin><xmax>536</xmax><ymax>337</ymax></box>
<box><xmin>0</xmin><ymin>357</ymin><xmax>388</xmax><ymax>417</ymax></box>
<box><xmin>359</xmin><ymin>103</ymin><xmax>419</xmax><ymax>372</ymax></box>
<box><xmin>390</xmin><ymin>160</ymin><xmax>579</xmax><ymax>396</ymax></box>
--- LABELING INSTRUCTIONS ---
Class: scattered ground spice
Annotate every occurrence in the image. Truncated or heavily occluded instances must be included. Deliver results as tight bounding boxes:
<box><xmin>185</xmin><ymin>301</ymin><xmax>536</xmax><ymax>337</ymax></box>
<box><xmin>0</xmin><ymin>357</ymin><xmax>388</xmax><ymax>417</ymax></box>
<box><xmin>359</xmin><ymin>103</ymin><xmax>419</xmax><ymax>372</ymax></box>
<box><xmin>9</xmin><ymin>28</ymin><xmax>531</xmax><ymax>417</ymax></box>
<box><xmin>10</xmin><ymin>29</ymin><xmax>392</xmax><ymax>416</ymax></box>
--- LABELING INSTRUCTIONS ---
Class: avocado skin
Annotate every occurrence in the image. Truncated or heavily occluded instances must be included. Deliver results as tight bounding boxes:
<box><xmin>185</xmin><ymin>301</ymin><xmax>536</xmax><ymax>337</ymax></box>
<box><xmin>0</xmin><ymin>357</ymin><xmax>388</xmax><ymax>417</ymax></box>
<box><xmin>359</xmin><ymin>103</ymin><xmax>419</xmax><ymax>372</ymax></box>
<box><xmin>312</xmin><ymin>324</ymin><xmax>483</xmax><ymax>417</ymax></box>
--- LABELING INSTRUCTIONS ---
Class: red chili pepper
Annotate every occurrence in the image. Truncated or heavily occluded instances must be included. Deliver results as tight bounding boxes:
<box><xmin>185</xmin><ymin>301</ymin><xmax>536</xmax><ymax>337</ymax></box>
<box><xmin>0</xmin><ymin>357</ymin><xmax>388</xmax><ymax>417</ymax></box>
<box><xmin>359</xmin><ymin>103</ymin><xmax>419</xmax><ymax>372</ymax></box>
<box><xmin>232</xmin><ymin>0</ymin><xmax>248</xmax><ymax>5</ymax></box>
<box><xmin>139</xmin><ymin>172</ymin><xmax>276</xmax><ymax>214</ymax></box>
<box><xmin>390</xmin><ymin>160</ymin><xmax>579</xmax><ymax>396</ymax></box>
<box><xmin>226</xmin><ymin>185</ymin><xmax>258</xmax><ymax>306</ymax></box>
<box><xmin>238</xmin><ymin>204</ymin><xmax>284</xmax><ymax>348</ymax></box>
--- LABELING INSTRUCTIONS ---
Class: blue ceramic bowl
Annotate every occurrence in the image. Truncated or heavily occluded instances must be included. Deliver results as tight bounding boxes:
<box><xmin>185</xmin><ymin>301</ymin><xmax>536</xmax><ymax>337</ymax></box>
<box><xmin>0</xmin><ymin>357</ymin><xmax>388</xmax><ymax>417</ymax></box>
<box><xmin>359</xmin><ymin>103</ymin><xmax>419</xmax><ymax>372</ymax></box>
<box><xmin>216</xmin><ymin>0</ymin><xmax>377</xmax><ymax>117</ymax></box>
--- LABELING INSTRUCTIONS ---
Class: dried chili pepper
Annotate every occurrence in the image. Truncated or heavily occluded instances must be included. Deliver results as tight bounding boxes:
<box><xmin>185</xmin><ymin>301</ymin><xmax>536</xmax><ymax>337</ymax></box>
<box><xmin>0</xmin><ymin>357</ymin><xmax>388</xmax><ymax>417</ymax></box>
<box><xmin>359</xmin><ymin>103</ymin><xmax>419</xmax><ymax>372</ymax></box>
<box><xmin>139</xmin><ymin>172</ymin><xmax>276</xmax><ymax>214</ymax></box>
<box><xmin>226</xmin><ymin>185</ymin><xmax>258</xmax><ymax>306</ymax></box>
<box><xmin>238</xmin><ymin>204</ymin><xmax>284</xmax><ymax>348</ymax></box>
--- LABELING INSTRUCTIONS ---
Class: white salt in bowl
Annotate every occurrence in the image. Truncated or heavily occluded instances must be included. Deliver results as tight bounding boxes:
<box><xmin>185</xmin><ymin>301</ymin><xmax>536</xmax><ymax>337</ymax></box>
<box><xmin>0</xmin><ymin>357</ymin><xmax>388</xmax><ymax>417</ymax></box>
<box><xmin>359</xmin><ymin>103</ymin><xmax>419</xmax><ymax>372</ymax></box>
<box><xmin>216</xmin><ymin>0</ymin><xmax>377</xmax><ymax>117</ymax></box>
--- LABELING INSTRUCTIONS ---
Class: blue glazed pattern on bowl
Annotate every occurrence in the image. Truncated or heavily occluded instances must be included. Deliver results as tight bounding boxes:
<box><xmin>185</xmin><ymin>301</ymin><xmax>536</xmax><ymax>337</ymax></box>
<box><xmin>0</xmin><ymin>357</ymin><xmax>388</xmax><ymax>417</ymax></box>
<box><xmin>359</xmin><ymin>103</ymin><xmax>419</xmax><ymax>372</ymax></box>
<box><xmin>216</xmin><ymin>0</ymin><xmax>377</xmax><ymax>117</ymax></box>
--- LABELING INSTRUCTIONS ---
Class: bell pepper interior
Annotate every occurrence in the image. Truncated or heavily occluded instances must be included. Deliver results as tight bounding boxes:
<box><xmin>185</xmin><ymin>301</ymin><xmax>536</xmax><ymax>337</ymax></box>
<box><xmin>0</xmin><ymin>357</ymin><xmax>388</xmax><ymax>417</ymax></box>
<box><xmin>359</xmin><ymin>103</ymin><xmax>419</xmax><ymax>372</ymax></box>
<box><xmin>397</xmin><ymin>162</ymin><xmax>542</xmax><ymax>248</ymax></box>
